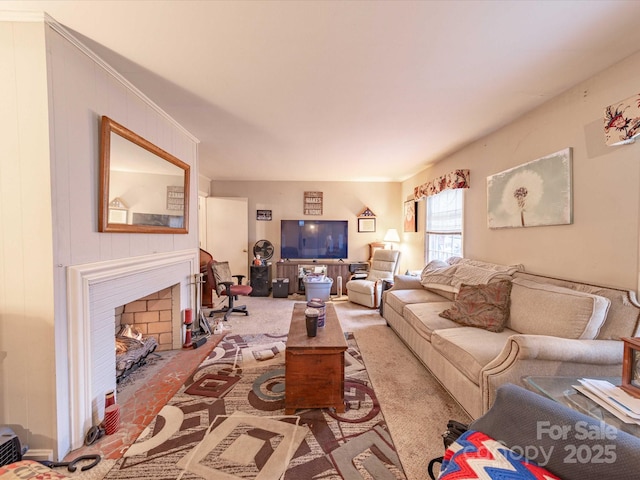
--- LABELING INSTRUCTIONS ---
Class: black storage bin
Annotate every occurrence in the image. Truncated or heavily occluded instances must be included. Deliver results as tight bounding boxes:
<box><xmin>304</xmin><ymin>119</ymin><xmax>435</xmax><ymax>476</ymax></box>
<box><xmin>272</xmin><ymin>278</ymin><xmax>289</xmax><ymax>298</ymax></box>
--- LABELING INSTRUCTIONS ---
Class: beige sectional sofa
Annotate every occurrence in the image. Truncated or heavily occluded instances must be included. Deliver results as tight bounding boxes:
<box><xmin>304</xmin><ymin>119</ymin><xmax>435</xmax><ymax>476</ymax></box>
<box><xmin>382</xmin><ymin>258</ymin><xmax>640</xmax><ymax>419</ymax></box>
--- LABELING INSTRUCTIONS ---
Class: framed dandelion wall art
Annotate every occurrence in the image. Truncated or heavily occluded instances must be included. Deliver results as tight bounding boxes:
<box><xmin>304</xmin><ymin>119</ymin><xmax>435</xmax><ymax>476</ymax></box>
<box><xmin>487</xmin><ymin>148</ymin><xmax>572</xmax><ymax>229</ymax></box>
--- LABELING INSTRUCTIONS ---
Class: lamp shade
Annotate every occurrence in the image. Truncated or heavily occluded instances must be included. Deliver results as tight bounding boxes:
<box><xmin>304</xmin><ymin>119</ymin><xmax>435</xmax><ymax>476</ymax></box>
<box><xmin>604</xmin><ymin>93</ymin><xmax>640</xmax><ymax>146</ymax></box>
<box><xmin>383</xmin><ymin>228</ymin><xmax>400</xmax><ymax>243</ymax></box>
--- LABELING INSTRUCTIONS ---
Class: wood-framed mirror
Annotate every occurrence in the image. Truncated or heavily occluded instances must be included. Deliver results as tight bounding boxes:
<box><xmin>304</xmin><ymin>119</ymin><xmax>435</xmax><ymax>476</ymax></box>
<box><xmin>99</xmin><ymin>116</ymin><xmax>190</xmax><ymax>233</ymax></box>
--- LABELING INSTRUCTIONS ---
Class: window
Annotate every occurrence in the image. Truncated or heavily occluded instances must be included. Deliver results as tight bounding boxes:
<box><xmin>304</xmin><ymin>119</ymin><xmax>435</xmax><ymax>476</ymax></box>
<box><xmin>425</xmin><ymin>188</ymin><xmax>463</xmax><ymax>263</ymax></box>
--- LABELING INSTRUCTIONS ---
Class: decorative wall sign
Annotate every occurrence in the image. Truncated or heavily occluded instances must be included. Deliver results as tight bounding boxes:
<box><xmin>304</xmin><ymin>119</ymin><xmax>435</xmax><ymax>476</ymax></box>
<box><xmin>487</xmin><ymin>148</ymin><xmax>572</xmax><ymax>229</ymax></box>
<box><xmin>166</xmin><ymin>186</ymin><xmax>185</xmax><ymax>211</ymax></box>
<box><xmin>256</xmin><ymin>210</ymin><xmax>272</xmax><ymax>221</ymax></box>
<box><xmin>303</xmin><ymin>191</ymin><xmax>323</xmax><ymax>215</ymax></box>
<box><xmin>403</xmin><ymin>200</ymin><xmax>417</xmax><ymax>232</ymax></box>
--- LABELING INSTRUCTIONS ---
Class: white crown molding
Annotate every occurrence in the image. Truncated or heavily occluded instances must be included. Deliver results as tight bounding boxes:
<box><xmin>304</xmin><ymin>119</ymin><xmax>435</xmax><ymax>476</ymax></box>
<box><xmin>1</xmin><ymin>10</ymin><xmax>200</xmax><ymax>144</ymax></box>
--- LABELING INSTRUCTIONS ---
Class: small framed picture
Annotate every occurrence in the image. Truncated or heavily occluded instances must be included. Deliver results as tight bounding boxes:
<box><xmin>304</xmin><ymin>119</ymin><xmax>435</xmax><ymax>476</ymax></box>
<box><xmin>404</xmin><ymin>200</ymin><xmax>417</xmax><ymax>233</ymax></box>
<box><xmin>256</xmin><ymin>209</ymin><xmax>272</xmax><ymax>221</ymax></box>
<box><xmin>108</xmin><ymin>209</ymin><xmax>128</xmax><ymax>224</ymax></box>
<box><xmin>358</xmin><ymin>217</ymin><xmax>376</xmax><ymax>233</ymax></box>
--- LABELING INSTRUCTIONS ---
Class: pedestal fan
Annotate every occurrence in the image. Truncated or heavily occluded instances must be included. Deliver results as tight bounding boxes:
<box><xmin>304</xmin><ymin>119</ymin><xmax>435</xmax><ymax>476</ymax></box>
<box><xmin>253</xmin><ymin>239</ymin><xmax>274</xmax><ymax>262</ymax></box>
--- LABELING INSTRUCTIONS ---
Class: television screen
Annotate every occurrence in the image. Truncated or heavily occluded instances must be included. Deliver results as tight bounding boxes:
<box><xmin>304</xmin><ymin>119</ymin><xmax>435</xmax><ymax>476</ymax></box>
<box><xmin>281</xmin><ymin>220</ymin><xmax>348</xmax><ymax>260</ymax></box>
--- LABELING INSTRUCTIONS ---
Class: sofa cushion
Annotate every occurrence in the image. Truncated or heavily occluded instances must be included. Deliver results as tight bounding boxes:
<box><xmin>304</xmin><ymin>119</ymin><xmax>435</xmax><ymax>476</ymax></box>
<box><xmin>422</xmin><ymin>285</ymin><xmax>457</xmax><ymax>301</ymax></box>
<box><xmin>439</xmin><ymin>280</ymin><xmax>512</xmax><ymax>332</ymax></box>
<box><xmin>508</xmin><ymin>277</ymin><xmax>611</xmax><ymax>339</ymax></box>
<box><xmin>403</xmin><ymin>302</ymin><xmax>458</xmax><ymax>341</ymax></box>
<box><xmin>346</xmin><ymin>278</ymin><xmax>376</xmax><ymax>295</ymax></box>
<box><xmin>431</xmin><ymin>327</ymin><xmax>516</xmax><ymax>384</ymax></box>
<box><xmin>514</xmin><ymin>271</ymin><xmax>638</xmax><ymax>341</ymax></box>
<box><xmin>385</xmin><ymin>289</ymin><xmax>451</xmax><ymax>315</ymax></box>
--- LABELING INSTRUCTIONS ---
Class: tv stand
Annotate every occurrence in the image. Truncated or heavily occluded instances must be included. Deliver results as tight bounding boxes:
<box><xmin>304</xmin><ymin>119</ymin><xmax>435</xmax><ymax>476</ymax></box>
<box><xmin>275</xmin><ymin>260</ymin><xmax>350</xmax><ymax>295</ymax></box>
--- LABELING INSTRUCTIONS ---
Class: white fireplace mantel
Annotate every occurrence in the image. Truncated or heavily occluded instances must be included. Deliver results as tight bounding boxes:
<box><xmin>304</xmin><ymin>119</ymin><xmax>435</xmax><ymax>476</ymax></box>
<box><xmin>66</xmin><ymin>249</ymin><xmax>198</xmax><ymax>450</ymax></box>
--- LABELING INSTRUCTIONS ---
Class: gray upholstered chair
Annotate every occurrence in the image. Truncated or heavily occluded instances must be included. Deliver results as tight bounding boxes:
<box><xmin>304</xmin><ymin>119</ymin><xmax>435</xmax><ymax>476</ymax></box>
<box><xmin>346</xmin><ymin>249</ymin><xmax>400</xmax><ymax>308</ymax></box>
<box><xmin>469</xmin><ymin>383</ymin><xmax>640</xmax><ymax>479</ymax></box>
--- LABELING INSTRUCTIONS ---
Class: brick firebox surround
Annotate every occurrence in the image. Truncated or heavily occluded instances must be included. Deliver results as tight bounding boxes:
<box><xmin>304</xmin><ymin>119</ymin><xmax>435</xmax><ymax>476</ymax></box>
<box><xmin>115</xmin><ymin>287</ymin><xmax>174</xmax><ymax>351</ymax></box>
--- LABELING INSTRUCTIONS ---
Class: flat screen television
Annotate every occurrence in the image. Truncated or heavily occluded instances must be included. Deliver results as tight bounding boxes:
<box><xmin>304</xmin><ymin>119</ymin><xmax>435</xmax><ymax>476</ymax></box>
<box><xmin>281</xmin><ymin>220</ymin><xmax>348</xmax><ymax>260</ymax></box>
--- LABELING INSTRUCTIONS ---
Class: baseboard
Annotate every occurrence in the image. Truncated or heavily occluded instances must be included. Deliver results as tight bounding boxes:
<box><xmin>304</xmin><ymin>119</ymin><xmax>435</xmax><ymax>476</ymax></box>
<box><xmin>22</xmin><ymin>449</ymin><xmax>53</xmax><ymax>462</ymax></box>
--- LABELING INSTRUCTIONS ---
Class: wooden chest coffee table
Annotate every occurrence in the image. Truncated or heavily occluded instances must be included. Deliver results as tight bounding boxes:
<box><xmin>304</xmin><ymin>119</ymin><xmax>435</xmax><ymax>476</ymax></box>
<box><xmin>285</xmin><ymin>302</ymin><xmax>347</xmax><ymax>414</ymax></box>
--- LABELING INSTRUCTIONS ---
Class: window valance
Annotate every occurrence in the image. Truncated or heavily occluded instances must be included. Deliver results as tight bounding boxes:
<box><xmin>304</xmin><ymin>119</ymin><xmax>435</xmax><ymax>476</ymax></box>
<box><xmin>414</xmin><ymin>169</ymin><xmax>470</xmax><ymax>200</ymax></box>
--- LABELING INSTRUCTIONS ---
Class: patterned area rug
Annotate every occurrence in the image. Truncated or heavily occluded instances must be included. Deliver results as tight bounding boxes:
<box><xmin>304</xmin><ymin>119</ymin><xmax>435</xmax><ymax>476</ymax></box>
<box><xmin>103</xmin><ymin>333</ymin><xmax>407</xmax><ymax>479</ymax></box>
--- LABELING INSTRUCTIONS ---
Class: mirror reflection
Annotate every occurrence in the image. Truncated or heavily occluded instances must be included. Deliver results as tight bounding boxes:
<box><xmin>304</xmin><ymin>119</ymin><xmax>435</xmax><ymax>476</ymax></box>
<box><xmin>99</xmin><ymin>116</ymin><xmax>190</xmax><ymax>233</ymax></box>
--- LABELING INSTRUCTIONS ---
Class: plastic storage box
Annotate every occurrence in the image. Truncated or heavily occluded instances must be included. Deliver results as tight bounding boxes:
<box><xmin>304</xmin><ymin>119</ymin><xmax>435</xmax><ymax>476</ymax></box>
<box><xmin>303</xmin><ymin>276</ymin><xmax>333</xmax><ymax>301</ymax></box>
<box><xmin>272</xmin><ymin>278</ymin><xmax>289</xmax><ymax>298</ymax></box>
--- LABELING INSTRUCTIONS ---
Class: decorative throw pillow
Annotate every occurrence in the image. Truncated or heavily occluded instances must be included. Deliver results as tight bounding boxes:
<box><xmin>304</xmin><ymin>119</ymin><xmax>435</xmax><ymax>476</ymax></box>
<box><xmin>439</xmin><ymin>280</ymin><xmax>512</xmax><ymax>332</ymax></box>
<box><xmin>439</xmin><ymin>430</ymin><xmax>561</xmax><ymax>480</ymax></box>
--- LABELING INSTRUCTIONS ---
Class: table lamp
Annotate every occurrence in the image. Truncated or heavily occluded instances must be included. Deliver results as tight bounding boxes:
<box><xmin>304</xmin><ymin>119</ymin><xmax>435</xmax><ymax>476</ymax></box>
<box><xmin>383</xmin><ymin>228</ymin><xmax>400</xmax><ymax>249</ymax></box>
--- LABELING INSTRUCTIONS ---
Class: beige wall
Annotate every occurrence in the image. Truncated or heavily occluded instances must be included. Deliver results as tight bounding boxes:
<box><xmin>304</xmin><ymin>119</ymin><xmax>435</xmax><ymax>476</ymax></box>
<box><xmin>210</xmin><ymin>180</ymin><xmax>404</xmax><ymax>269</ymax></box>
<box><xmin>1</xmin><ymin>17</ymin><xmax>199</xmax><ymax>459</ymax></box>
<box><xmin>0</xmin><ymin>19</ymin><xmax>56</xmax><ymax>459</ymax></box>
<box><xmin>402</xmin><ymin>50</ymin><xmax>640</xmax><ymax>291</ymax></box>
<box><xmin>212</xmin><ymin>49</ymin><xmax>640</xmax><ymax>290</ymax></box>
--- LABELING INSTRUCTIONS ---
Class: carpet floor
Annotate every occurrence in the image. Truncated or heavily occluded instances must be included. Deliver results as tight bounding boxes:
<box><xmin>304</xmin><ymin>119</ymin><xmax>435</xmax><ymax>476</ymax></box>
<box><xmin>103</xmin><ymin>332</ymin><xmax>407</xmax><ymax>479</ymax></box>
<box><xmin>66</xmin><ymin>295</ymin><xmax>471</xmax><ymax>479</ymax></box>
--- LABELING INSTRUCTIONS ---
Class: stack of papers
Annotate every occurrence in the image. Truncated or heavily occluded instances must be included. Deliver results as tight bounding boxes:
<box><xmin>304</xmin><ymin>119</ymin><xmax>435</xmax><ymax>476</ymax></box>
<box><xmin>575</xmin><ymin>378</ymin><xmax>640</xmax><ymax>424</ymax></box>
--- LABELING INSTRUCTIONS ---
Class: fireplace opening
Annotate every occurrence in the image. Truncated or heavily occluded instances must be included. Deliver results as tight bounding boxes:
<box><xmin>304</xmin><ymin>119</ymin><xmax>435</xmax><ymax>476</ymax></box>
<box><xmin>115</xmin><ymin>325</ymin><xmax>158</xmax><ymax>382</ymax></box>
<box><xmin>114</xmin><ymin>286</ymin><xmax>176</xmax><ymax>383</ymax></box>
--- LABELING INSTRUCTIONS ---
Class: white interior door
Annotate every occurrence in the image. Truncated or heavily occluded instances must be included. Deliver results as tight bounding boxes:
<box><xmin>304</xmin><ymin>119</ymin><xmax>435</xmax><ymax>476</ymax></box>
<box><xmin>206</xmin><ymin>197</ymin><xmax>249</xmax><ymax>278</ymax></box>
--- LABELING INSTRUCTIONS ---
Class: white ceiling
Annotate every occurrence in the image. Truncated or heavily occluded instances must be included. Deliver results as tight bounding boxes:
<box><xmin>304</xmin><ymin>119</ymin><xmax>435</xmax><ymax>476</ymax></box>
<box><xmin>5</xmin><ymin>1</ymin><xmax>640</xmax><ymax>182</ymax></box>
